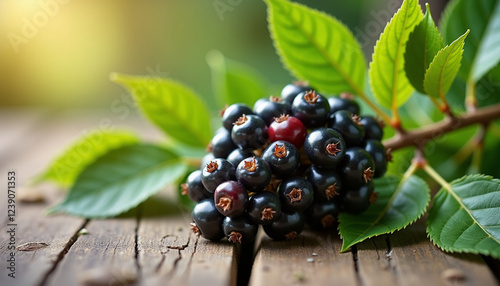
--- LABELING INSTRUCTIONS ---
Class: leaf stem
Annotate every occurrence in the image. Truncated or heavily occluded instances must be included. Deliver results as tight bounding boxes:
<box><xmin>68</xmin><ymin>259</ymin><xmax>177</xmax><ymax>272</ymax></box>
<box><xmin>422</xmin><ymin>163</ymin><xmax>452</xmax><ymax>191</ymax></box>
<box><xmin>355</xmin><ymin>88</ymin><xmax>393</xmax><ymax>127</ymax></box>
<box><xmin>466</xmin><ymin>79</ymin><xmax>477</xmax><ymax>113</ymax></box>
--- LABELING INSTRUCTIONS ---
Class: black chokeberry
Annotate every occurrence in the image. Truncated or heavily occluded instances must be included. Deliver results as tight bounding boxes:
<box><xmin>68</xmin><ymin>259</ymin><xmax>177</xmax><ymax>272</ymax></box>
<box><xmin>201</xmin><ymin>159</ymin><xmax>235</xmax><ymax>192</ymax></box>
<box><xmin>209</xmin><ymin>128</ymin><xmax>237</xmax><ymax>159</ymax></box>
<box><xmin>305</xmin><ymin>200</ymin><xmax>340</xmax><ymax>230</ymax></box>
<box><xmin>262</xmin><ymin>141</ymin><xmax>300</xmax><ymax>178</ymax></box>
<box><xmin>278</xmin><ymin>177</ymin><xmax>314</xmax><ymax>212</ymax></box>
<box><xmin>231</xmin><ymin>114</ymin><xmax>268</xmax><ymax>150</ymax></box>
<box><xmin>268</xmin><ymin>114</ymin><xmax>307</xmax><ymax>148</ymax></box>
<box><xmin>360</xmin><ymin>115</ymin><xmax>384</xmax><ymax>141</ymax></box>
<box><xmin>341</xmin><ymin>181</ymin><xmax>375</xmax><ymax>214</ymax></box>
<box><xmin>292</xmin><ymin>90</ymin><xmax>330</xmax><ymax>128</ymax></box>
<box><xmin>236</xmin><ymin>157</ymin><xmax>272</xmax><ymax>193</ymax></box>
<box><xmin>182</xmin><ymin>170</ymin><xmax>212</xmax><ymax>203</ymax></box>
<box><xmin>263</xmin><ymin>210</ymin><xmax>305</xmax><ymax>241</ymax></box>
<box><xmin>339</xmin><ymin>147</ymin><xmax>375</xmax><ymax>189</ymax></box>
<box><xmin>253</xmin><ymin>96</ymin><xmax>292</xmax><ymax>126</ymax></box>
<box><xmin>306</xmin><ymin>165</ymin><xmax>343</xmax><ymax>202</ymax></box>
<box><xmin>200</xmin><ymin>153</ymin><xmax>215</xmax><ymax>170</ymax></box>
<box><xmin>304</xmin><ymin>128</ymin><xmax>346</xmax><ymax>168</ymax></box>
<box><xmin>328</xmin><ymin>110</ymin><xmax>365</xmax><ymax>146</ymax></box>
<box><xmin>227</xmin><ymin>148</ymin><xmax>254</xmax><ymax>168</ymax></box>
<box><xmin>191</xmin><ymin>199</ymin><xmax>225</xmax><ymax>241</ymax></box>
<box><xmin>281</xmin><ymin>81</ymin><xmax>313</xmax><ymax>104</ymax></box>
<box><xmin>223</xmin><ymin>215</ymin><xmax>258</xmax><ymax>244</ymax></box>
<box><xmin>214</xmin><ymin>181</ymin><xmax>248</xmax><ymax>217</ymax></box>
<box><xmin>221</xmin><ymin>103</ymin><xmax>254</xmax><ymax>131</ymax></box>
<box><xmin>247</xmin><ymin>191</ymin><xmax>282</xmax><ymax>225</ymax></box>
<box><xmin>363</xmin><ymin>139</ymin><xmax>387</xmax><ymax>178</ymax></box>
<box><xmin>328</xmin><ymin>93</ymin><xmax>360</xmax><ymax>115</ymax></box>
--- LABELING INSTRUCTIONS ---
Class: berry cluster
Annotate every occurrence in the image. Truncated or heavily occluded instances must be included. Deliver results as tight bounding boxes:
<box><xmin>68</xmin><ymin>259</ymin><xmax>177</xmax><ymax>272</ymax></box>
<box><xmin>182</xmin><ymin>82</ymin><xmax>389</xmax><ymax>244</ymax></box>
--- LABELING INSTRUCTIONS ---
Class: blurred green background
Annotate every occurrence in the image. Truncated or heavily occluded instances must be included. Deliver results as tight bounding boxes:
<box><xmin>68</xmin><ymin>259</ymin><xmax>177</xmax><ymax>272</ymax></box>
<box><xmin>0</xmin><ymin>0</ymin><xmax>448</xmax><ymax>109</ymax></box>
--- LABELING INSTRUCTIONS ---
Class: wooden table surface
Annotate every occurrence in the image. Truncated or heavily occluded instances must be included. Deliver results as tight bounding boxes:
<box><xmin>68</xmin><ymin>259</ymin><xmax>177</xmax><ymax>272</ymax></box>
<box><xmin>0</xmin><ymin>108</ymin><xmax>499</xmax><ymax>286</ymax></box>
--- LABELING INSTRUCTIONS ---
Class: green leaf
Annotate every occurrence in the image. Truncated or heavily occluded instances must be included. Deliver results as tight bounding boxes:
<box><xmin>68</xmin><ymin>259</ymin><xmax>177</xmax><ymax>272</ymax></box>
<box><xmin>36</xmin><ymin>130</ymin><xmax>139</xmax><ymax>188</ymax></box>
<box><xmin>49</xmin><ymin>144</ymin><xmax>188</xmax><ymax>218</ymax></box>
<box><xmin>111</xmin><ymin>74</ymin><xmax>212</xmax><ymax>148</ymax></box>
<box><xmin>405</xmin><ymin>3</ymin><xmax>444</xmax><ymax>94</ymax></box>
<box><xmin>427</xmin><ymin>174</ymin><xmax>500</xmax><ymax>259</ymax></box>
<box><xmin>440</xmin><ymin>0</ymin><xmax>500</xmax><ymax>82</ymax></box>
<box><xmin>265</xmin><ymin>0</ymin><xmax>366</xmax><ymax>95</ymax></box>
<box><xmin>369</xmin><ymin>0</ymin><xmax>423</xmax><ymax>109</ymax></box>
<box><xmin>423</xmin><ymin>30</ymin><xmax>469</xmax><ymax>99</ymax></box>
<box><xmin>206</xmin><ymin>50</ymin><xmax>268</xmax><ymax>107</ymax></box>
<box><xmin>338</xmin><ymin>174</ymin><xmax>430</xmax><ymax>251</ymax></box>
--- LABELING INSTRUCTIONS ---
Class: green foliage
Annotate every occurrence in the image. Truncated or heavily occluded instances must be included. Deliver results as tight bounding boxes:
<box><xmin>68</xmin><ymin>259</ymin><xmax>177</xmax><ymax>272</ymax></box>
<box><xmin>440</xmin><ymin>0</ymin><xmax>500</xmax><ymax>82</ymax></box>
<box><xmin>405</xmin><ymin>4</ymin><xmax>444</xmax><ymax>94</ymax></box>
<box><xmin>369</xmin><ymin>0</ymin><xmax>423</xmax><ymax>109</ymax></box>
<box><xmin>49</xmin><ymin>144</ymin><xmax>187</xmax><ymax>218</ymax></box>
<box><xmin>112</xmin><ymin>73</ymin><xmax>212</xmax><ymax>148</ymax></box>
<box><xmin>427</xmin><ymin>175</ymin><xmax>500</xmax><ymax>259</ymax></box>
<box><xmin>423</xmin><ymin>30</ymin><xmax>469</xmax><ymax>99</ymax></box>
<box><xmin>206</xmin><ymin>50</ymin><xmax>268</xmax><ymax>108</ymax></box>
<box><xmin>339</xmin><ymin>174</ymin><xmax>430</xmax><ymax>251</ymax></box>
<box><xmin>36</xmin><ymin>130</ymin><xmax>139</xmax><ymax>188</ymax></box>
<box><xmin>265</xmin><ymin>0</ymin><xmax>366</xmax><ymax>95</ymax></box>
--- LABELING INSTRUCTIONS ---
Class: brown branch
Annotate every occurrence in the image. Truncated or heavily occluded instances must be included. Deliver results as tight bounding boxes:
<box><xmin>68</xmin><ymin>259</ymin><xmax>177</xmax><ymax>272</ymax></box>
<box><xmin>384</xmin><ymin>104</ymin><xmax>500</xmax><ymax>151</ymax></box>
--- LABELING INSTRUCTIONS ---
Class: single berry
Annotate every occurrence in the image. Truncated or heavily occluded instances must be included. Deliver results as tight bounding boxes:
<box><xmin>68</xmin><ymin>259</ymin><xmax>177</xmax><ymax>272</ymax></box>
<box><xmin>281</xmin><ymin>81</ymin><xmax>313</xmax><ymax>104</ymax></box>
<box><xmin>263</xmin><ymin>210</ymin><xmax>305</xmax><ymax>241</ymax></box>
<box><xmin>247</xmin><ymin>191</ymin><xmax>282</xmax><ymax>225</ymax></box>
<box><xmin>231</xmin><ymin>114</ymin><xmax>268</xmax><ymax>150</ymax></box>
<box><xmin>304</xmin><ymin>128</ymin><xmax>346</xmax><ymax>168</ymax></box>
<box><xmin>191</xmin><ymin>199</ymin><xmax>225</xmax><ymax>241</ymax></box>
<box><xmin>227</xmin><ymin>148</ymin><xmax>254</xmax><ymax>168</ymax></box>
<box><xmin>223</xmin><ymin>215</ymin><xmax>258</xmax><ymax>244</ymax></box>
<box><xmin>214</xmin><ymin>181</ymin><xmax>248</xmax><ymax>217</ymax></box>
<box><xmin>306</xmin><ymin>165</ymin><xmax>343</xmax><ymax>202</ymax></box>
<box><xmin>201</xmin><ymin>159</ymin><xmax>235</xmax><ymax>192</ymax></box>
<box><xmin>360</xmin><ymin>116</ymin><xmax>384</xmax><ymax>141</ymax></box>
<box><xmin>278</xmin><ymin>177</ymin><xmax>314</xmax><ymax>212</ymax></box>
<box><xmin>236</xmin><ymin>157</ymin><xmax>272</xmax><ymax>192</ymax></box>
<box><xmin>181</xmin><ymin>170</ymin><xmax>212</xmax><ymax>203</ymax></box>
<box><xmin>209</xmin><ymin>128</ymin><xmax>237</xmax><ymax>159</ymax></box>
<box><xmin>253</xmin><ymin>96</ymin><xmax>292</xmax><ymax>126</ymax></box>
<box><xmin>363</xmin><ymin>139</ymin><xmax>387</xmax><ymax>178</ymax></box>
<box><xmin>268</xmin><ymin>114</ymin><xmax>307</xmax><ymax>148</ymax></box>
<box><xmin>262</xmin><ymin>141</ymin><xmax>300</xmax><ymax>178</ymax></box>
<box><xmin>292</xmin><ymin>90</ymin><xmax>330</xmax><ymax>128</ymax></box>
<box><xmin>304</xmin><ymin>200</ymin><xmax>340</xmax><ymax>231</ymax></box>
<box><xmin>221</xmin><ymin>103</ymin><xmax>254</xmax><ymax>131</ymax></box>
<box><xmin>339</xmin><ymin>147</ymin><xmax>375</xmax><ymax>189</ymax></box>
<box><xmin>328</xmin><ymin>93</ymin><xmax>360</xmax><ymax>115</ymax></box>
<box><xmin>328</xmin><ymin>110</ymin><xmax>365</xmax><ymax>146</ymax></box>
<box><xmin>341</xmin><ymin>181</ymin><xmax>375</xmax><ymax>214</ymax></box>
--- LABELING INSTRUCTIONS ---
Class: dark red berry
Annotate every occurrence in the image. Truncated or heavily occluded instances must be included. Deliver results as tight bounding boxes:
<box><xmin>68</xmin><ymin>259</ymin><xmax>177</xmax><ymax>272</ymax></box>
<box><xmin>214</xmin><ymin>181</ymin><xmax>248</xmax><ymax>217</ymax></box>
<box><xmin>268</xmin><ymin>114</ymin><xmax>307</xmax><ymax>148</ymax></box>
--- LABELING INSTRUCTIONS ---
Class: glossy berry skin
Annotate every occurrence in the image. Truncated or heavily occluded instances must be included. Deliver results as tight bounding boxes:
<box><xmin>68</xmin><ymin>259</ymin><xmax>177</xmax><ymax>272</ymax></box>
<box><xmin>253</xmin><ymin>97</ymin><xmax>292</xmax><ymax>126</ymax></box>
<box><xmin>262</xmin><ymin>141</ymin><xmax>300</xmax><ymax>178</ymax></box>
<box><xmin>214</xmin><ymin>181</ymin><xmax>248</xmax><ymax>217</ymax></box>
<box><xmin>263</xmin><ymin>210</ymin><xmax>305</xmax><ymax>241</ymax></box>
<box><xmin>223</xmin><ymin>215</ymin><xmax>258</xmax><ymax>244</ymax></box>
<box><xmin>221</xmin><ymin>103</ymin><xmax>254</xmax><ymax>131</ymax></box>
<box><xmin>364</xmin><ymin>139</ymin><xmax>387</xmax><ymax>178</ymax></box>
<box><xmin>306</xmin><ymin>165</ymin><xmax>343</xmax><ymax>202</ymax></box>
<box><xmin>184</xmin><ymin>170</ymin><xmax>212</xmax><ymax>203</ymax></box>
<box><xmin>281</xmin><ymin>82</ymin><xmax>313</xmax><ymax>104</ymax></box>
<box><xmin>278</xmin><ymin>177</ymin><xmax>314</xmax><ymax>212</ymax></box>
<box><xmin>291</xmin><ymin>90</ymin><xmax>330</xmax><ymax>128</ymax></box>
<box><xmin>247</xmin><ymin>191</ymin><xmax>282</xmax><ymax>225</ymax></box>
<box><xmin>360</xmin><ymin>116</ymin><xmax>384</xmax><ymax>141</ymax></box>
<box><xmin>210</xmin><ymin>128</ymin><xmax>237</xmax><ymax>159</ymax></box>
<box><xmin>305</xmin><ymin>200</ymin><xmax>340</xmax><ymax>231</ymax></box>
<box><xmin>201</xmin><ymin>159</ymin><xmax>236</xmax><ymax>192</ymax></box>
<box><xmin>227</xmin><ymin>148</ymin><xmax>254</xmax><ymax>168</ymax></box>
<box><xmin>231</xmin><ymin>114</ymin><xmax>268</xmax><ymax>150</ymax></box>
<box><xmin>328</xmin><ymin>96</ymin><xmax>360</xmax><ymax>115</ymax></box>
<box><xmin>341</xmin><ymin>181</ymin><xmax>374</xmax><ymax>214</ymax></box>
<box><xmin>339</xmin><ymin>147</ymin><xmax>375</xmax><ymax>189</ymax></box>
<box><xmin>268</xmin><ymin>115</ymin><xmax>307</xmax><ymax>148</ymax></box>
<box><xmin>191</xmin><ymin>199</ymin><xmax>225</xmax><ymax>241</ymax></box>
<box><xmin>236</xmin><ymin>157</ymin><xmax>272</xmax><ymax>193</ymax></box>
<box><xmin>328</xmin><ymin>110</ymin><xmax>365</xmax><ymax>146</ymax></box>
<box><xmin>304</xmin><ymin>128</ymin><xmax>346</xmax><ymax>168</ymax></box>
<box><xmin>200</xmin><ymin>153</ymin><xmax>215</xmax><ymax>170</ymax></box>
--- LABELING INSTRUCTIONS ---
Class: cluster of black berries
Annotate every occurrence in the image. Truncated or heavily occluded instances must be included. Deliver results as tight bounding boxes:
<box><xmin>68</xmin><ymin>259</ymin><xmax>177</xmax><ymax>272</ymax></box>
<box><xmin>182</xmin><ymin>82</ymin><xmax>389</xmax><ymax>244</ymax></box>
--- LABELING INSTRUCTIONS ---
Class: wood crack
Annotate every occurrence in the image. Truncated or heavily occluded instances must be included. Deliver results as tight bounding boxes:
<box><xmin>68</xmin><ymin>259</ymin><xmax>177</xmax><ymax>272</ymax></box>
<box><xmin>351</xmin><ymin>245</ymin><xmax>364</xmax><ymax>286</ymax></box>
